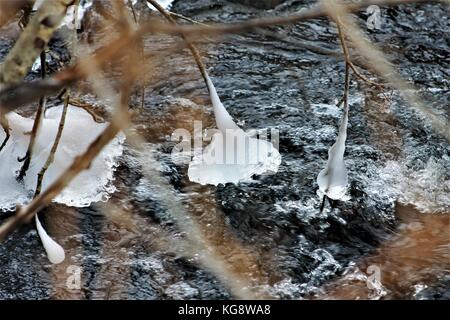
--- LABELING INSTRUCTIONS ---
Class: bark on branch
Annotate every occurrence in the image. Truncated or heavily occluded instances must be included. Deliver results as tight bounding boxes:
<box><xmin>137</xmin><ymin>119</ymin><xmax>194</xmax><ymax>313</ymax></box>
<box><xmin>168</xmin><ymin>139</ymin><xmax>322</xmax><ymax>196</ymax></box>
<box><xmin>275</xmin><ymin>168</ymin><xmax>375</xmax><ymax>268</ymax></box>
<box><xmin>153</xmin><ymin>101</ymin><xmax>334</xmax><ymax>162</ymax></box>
<box><xmin>0</xmin><ymin>0</ymin><xmax>74</xmax><ymax>85</ymax></box>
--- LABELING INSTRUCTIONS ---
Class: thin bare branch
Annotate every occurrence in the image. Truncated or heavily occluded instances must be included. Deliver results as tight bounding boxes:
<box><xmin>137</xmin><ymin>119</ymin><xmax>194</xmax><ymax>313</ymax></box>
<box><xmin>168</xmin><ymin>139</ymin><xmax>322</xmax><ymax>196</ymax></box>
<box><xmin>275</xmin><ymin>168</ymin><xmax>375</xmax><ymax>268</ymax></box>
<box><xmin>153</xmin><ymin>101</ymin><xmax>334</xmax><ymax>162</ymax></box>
<box><xmin>140</xmin><ymin>0</ymin><xmax>433</xmax><ymax>37</ymax></box>
<box><xmin>146</xmin><ymin>0</ymin><xmax>209</xmax><ymax>83</ymax></box>
<box><xmin>0</xmin><ymin>25</ymin><xmax>141</xmax><ymax>113</ymax></box>
<box><xmin>127</xmin><ymin>0</ymin><xmax>138</xmax><ymax>23</ymax></box>
<box><xmin>256</xmin><ymin>28</ymin><xmax>342</xmax><ymax>57</ymax></box>
<box><xmin>336</xmin><ymin>19</ymin><xmax>385</xmax><ymax>89</ymax></box>
<box><xmin>1</xmin><ymin>0</ymin><xmax>434</xmax><ymax>113</ymax></box>
<box><xmin>67</xmin><ymin>98</ymin><xmax>104</xmax><ymax>123</ymax></box>
<box><xmin>168</xmin><ymin>12</ymin><xmax>209</xmax><ymax>27</ymax></box>
<box><xmin>17</xmin><ymin>51</ymin><xmax>47</xmax><ymax>181</ymax></box>
<box><xmin>128</xmin><ymin>0</ymin><xmax>146</xmax><ymax>109</ymax></box>
<box><xmin>34</xmin><ymin>91</ymin><xmax>70</xmax><ymax>197</ymax></box>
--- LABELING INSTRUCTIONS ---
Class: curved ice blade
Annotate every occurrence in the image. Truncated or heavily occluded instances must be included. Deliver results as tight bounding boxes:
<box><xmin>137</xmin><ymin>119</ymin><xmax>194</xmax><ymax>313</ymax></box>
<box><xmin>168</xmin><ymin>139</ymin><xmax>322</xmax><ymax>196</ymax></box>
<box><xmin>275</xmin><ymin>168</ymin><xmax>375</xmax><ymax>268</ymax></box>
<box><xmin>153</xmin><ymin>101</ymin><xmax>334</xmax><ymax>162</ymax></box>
<box><xmin>316</xmin><ymin>104</ymin><xmax>349</xmax><ymax>200</ymax></box>
<box><xmin>35</xmin><ymin>215</ymin><xmax>65</xmax><ymax>264</ymax></box>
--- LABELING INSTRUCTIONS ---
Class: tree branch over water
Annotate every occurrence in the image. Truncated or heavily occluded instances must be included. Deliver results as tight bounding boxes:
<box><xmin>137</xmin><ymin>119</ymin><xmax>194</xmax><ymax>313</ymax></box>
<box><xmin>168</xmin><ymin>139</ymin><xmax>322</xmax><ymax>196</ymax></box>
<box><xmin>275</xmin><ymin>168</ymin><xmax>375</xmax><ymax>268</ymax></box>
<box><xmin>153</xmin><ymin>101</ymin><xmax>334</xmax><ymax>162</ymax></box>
<box><xmin>0</xmin><ymin>0</ymin><xmax>447</xmax><ymax>254</ymax></box>
<box><xmin>0</xmin><ymin>0</ymin><xmax>438</xmax><ymax>112</ymax></box>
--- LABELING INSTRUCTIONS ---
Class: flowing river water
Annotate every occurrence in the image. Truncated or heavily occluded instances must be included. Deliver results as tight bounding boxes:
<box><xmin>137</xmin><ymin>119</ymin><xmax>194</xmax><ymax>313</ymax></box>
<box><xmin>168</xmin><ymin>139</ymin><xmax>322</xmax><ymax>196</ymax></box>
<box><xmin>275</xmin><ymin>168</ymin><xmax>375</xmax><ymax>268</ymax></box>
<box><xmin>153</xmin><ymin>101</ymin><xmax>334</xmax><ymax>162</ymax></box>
<box><xmin>0</xmin><ymin>0</ymin><xmax>448</xmax><ymax>299</ymax></box>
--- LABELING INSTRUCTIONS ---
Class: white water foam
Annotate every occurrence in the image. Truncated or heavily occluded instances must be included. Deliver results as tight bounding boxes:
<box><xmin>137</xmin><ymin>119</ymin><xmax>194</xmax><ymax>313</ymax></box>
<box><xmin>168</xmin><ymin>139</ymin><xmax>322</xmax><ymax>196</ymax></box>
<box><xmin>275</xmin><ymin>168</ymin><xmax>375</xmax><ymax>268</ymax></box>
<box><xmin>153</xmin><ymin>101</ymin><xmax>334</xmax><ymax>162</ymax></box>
<box><xmin>365</xmin><ymin>156</ymin><xmax>449</xmax><ymax>214</ymax></box>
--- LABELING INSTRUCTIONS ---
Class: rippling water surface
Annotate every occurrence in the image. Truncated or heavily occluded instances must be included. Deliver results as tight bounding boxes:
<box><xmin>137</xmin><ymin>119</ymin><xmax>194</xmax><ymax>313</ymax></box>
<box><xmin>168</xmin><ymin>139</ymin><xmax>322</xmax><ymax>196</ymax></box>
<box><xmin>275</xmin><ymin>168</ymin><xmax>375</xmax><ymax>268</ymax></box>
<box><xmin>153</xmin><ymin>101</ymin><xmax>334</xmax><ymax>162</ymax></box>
<box><xmin>0</xmin><ymin>0</ymin><xmax>448</xmax><ymax>299</ymax></box>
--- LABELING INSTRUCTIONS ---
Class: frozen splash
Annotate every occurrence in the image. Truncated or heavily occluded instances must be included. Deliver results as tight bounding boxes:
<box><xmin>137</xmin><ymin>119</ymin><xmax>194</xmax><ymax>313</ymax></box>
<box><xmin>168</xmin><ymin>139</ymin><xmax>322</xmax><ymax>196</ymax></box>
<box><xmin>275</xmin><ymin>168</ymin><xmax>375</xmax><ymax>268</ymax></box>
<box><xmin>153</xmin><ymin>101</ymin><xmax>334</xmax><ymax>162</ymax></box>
<box><xmin>0</xmin><ymin>105</ymin><xmax>125</xmax><ymax>211</ymax></box>
<box><xmin>188</xmin><ymin>130</ymin><xmax>281</xmax><ymax>186</ymax></box>
<box><xmin>188</xmin><ymin>73</ymin><xmax>281</xmax><ymax>186</ymax></box>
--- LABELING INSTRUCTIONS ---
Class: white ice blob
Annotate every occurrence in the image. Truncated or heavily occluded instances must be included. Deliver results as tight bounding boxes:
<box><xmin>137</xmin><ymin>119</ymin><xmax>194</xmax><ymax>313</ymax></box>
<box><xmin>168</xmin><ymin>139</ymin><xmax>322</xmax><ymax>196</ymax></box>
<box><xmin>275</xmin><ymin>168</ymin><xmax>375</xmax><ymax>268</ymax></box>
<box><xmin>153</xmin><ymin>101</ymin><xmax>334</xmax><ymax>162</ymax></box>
<box><xmin>188</xmin><ymin>73</ymin><xmax>281</xmax><ymax>185</ymax></box>
<box><xmin>32</xmin><ymin>0</ymin><xmax>45</xmax><ymax>11</ymax></box>
<box><xmin>146</xmin><ymin>0</ymin><xmax>174</xmax><ymax>10</ymax></box>
<box><xmin>61</xmin><ymin>1</ymin><xmax>93</xmax><ymax>30</ymax></box>
<box><xmin>316</xmin><ymin>102</ymin><xmax>349</xmax><ymax>200</ymax></box>
<box><xmin>0</xmin><ymin>105</ymin><xmax>123</xmax><ymax>264</ymax></box>
<box><xmin>0</xmin><ymin>105</ymin><xmax>125</xmax><ymax>211</ymax></box>
<box><xmin>35</xmin><ymin>214</ymin><xmax>65</xmax><ymax>264</ymax></box>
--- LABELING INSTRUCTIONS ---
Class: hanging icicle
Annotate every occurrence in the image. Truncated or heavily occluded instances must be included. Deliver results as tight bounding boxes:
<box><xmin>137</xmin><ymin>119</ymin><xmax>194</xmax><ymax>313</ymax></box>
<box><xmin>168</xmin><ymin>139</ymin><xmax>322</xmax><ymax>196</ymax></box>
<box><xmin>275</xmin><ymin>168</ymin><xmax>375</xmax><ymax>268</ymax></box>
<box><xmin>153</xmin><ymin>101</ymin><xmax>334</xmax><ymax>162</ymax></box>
<box><xmin>35</xmin><ymin>214</ymin><xmax>65</xmax><ymax>264</ymax></box>
<box><xmin>316</xmin><ymin>104</ymin><xmax>349</xmax><ymax>200</ymax></box>
<box><xmin>317</xmin><ymin>64</ymin><xmax>350</xmax><ymax>203</ymax></box>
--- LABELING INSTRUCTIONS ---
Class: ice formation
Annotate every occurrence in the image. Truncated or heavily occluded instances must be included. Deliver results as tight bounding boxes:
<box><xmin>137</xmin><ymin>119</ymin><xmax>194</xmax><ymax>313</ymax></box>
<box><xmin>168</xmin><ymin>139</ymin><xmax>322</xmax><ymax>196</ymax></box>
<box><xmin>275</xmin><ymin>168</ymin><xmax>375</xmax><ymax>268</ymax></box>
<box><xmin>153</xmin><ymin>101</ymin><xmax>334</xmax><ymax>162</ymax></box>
<box><xmin>0</xmin><ymin>105</ymin><xmax>124</xmax><ymax>263</ymax></box>
<box><xmin>33</xmin><ymin>0</ymin><xmax>92</xmax><ymax>30</ymax></box>
<box><xmin>188</xmin><ymin>73</ymin><xmax>281</xmax><ymax>185</ymax></box>
<box><xmin>0</xmin><ymin>105</ymin><xmax>124</xmax><ymax>210</ymax></box>
<box><xmin>146</xmin><ymin>0</ymin><xmax>174</xmax><ymax>10</ymax></box>
<box><xmin>316</xmin><ymin>100</ymin><xmax>349</xmax><ymax>200</ymax></box>
<box><xmin>35</xmin><ymin>214</ymin><xmax>65</xmax><ymax>264</ymax></box>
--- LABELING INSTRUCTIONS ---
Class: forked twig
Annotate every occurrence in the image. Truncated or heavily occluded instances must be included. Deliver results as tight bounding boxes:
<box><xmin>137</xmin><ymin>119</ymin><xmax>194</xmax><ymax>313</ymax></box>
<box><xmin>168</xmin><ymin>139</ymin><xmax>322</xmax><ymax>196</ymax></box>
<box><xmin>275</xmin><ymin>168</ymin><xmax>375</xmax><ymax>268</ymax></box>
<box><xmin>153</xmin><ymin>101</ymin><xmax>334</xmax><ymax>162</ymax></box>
<box><xmin>336</xmin><ymin>19</ymin><xmax>385</xmax><ymax>89</ymax></box>
<box><xmin>34</xmin><ymin>91</ymin><xmax>70</xmax><ymax>197</ymax></box>
<box><xmin>67</xmin><ymin>98</ymin><xmax>105</xmax><ymax>123</ymax></box>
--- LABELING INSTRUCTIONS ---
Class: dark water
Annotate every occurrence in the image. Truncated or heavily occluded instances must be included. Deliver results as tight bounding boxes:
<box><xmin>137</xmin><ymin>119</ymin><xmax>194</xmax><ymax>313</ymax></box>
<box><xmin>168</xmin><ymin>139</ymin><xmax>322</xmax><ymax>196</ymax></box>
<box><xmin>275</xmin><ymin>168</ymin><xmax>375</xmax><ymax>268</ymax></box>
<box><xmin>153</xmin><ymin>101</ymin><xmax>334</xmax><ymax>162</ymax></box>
<box><xmin>0</xmin><ymin>0</ymin><xmax>449</xmax><ymax>299</ymax></box>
